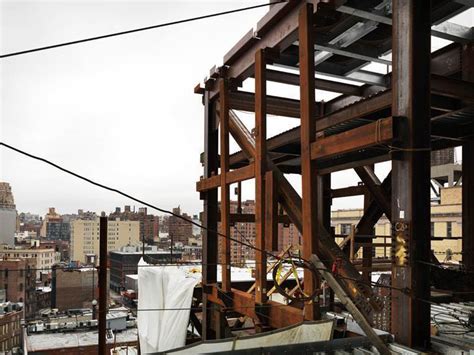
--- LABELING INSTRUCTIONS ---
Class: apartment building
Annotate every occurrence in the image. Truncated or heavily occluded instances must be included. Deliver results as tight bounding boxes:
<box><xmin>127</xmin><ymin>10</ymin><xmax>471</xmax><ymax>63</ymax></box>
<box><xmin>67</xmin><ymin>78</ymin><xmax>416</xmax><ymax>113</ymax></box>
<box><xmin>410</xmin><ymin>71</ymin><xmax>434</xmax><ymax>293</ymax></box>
<box><xmin>0</xmin><ymin>245</ymin><xmax>60</xmax><ymax>279</ymax></box>
<box><xmin>0</xmin><ymin>305</ymin><xmax>22</xmax><ymax>353</ymax></box>
<box><xmin>331</xmin><ymin>186</ymin><xmax>463</xmax><ymax>262</ymax></box>
<box><xmin>0</xmin><ymin>258</ymin><xmax>37</xmax><ymax>318</ymax></box>
<box><xmin>70</xmin><ymin>218</ymin><xmax>140</xmax><ymax>264</ymax></box>
<box><xmin>168</xmin><ymin>207</ymin><xmax>193</xmax><ymax>245</ymax></box>
<box><xmin>109</xmin><ymin>206</ymin><xmax>159</xmax><ymax>244</ymax></box>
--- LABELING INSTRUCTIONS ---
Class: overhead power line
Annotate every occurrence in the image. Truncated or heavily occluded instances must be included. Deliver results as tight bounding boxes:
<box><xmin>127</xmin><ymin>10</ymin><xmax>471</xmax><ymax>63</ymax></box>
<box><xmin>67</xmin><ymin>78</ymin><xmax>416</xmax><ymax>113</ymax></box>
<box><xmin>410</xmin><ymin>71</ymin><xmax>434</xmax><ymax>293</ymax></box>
<box><xmin>0</xmin><ymin>1</ymin><xmax>286</xmax><ymax>59</ymax></box>
<box><xmin>0</xmin><ymin>141</ymin><xmax>280</xmax><ymax>262</ymax></box>
<box><xmin>3</xmin><ymin>141</ymin><xmax>464</xmax><ymax>306</ymax></box>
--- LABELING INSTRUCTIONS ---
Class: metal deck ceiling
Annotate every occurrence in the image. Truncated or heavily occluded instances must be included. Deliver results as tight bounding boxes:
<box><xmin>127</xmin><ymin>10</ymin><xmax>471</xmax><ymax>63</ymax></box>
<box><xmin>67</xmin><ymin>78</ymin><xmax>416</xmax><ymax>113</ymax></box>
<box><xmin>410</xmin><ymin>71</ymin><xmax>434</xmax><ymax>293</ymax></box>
<box><xmin>225</xmin><ymin>0</ymin><xmax>473</xmax><ymax>173</ymax></box>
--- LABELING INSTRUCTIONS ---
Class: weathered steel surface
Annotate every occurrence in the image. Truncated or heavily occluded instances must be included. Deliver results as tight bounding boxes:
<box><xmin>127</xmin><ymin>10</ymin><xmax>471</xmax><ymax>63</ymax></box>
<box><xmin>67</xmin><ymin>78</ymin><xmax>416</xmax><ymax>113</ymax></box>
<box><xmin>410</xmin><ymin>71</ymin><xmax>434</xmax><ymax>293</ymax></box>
<box><xmin>202</xmin><ymin>91</ymin><xmax>219</xmax><ymax>340</ymax></box>
<box><xmin>354</xmin><ymin>165</ymin><xmax>392</xmax><ymax>221</ymax></box>
<box><xmin>311</xmin><ymin>117</ymin><xmax>393</xmax><ymax>160</ymax></box>
<box><xmin>462</xmin><ymin>43</ymin><xmax>474</xmax><ymax>271</ymax></box>
<box><xmin>299</xmin><ymin>3</ymin><xmax>320</xmax><ymax>321</ymax></box>
<box><xmin>219</xmin><ymin>79</ymin><xmax>231</xmax><ymax>292</ymax></box>
<box><xmin>265</xmin><ymin>170</ymin><xmax>278</xmax><ymax>251</ymax></box>
<box><xmin>391</xmin><ymin>0</ymin><xmax>432</xmax><ymax>348</ymax></box>
<box><xmin>227</xmin><ymin>110</ymin><xmax>381</xmax><ymax>317</ymax></box>
<box><xmin>196</xmin><ymin>164</ymin><xmax>254</xmax><ymax>192</ymax></box>
<box><xmin>208</xmin><ymin>286</ymin><xmax>304</xmax><ymax>329</ymax></box>
<box><xmin>255</xmin><ymin>48</ymin><xmax>267</xmax><ymax>305</ymax></box>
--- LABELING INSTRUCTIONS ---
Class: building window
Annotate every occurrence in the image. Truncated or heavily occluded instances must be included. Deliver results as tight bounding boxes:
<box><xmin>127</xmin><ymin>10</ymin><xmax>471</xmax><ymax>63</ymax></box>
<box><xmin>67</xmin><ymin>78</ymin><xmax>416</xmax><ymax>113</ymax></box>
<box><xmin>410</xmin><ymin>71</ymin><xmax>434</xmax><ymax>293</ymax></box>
<box><xmin>341</xmin><ymin>224</ymin><xmax>352</xmax><ymax>235</ymax></box>
<box><xmin>447</xmin><ymin>222</ymin><xmax>452</xmax><ymax>238</ymax></box>
<box><xmin>431</xmin><ymin>222</ymin><xmax>435</xmax><ymax>237</ymax></box>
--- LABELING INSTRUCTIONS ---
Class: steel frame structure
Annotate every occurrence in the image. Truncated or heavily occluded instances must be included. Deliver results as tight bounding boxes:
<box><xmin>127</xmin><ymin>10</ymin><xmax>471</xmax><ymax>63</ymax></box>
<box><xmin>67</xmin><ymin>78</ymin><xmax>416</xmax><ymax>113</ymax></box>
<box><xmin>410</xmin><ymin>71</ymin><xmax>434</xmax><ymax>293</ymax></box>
<box><xmin>195</xmin><ymin>0</ymin><xmax>473</xmax><ymax>350</ymax></box>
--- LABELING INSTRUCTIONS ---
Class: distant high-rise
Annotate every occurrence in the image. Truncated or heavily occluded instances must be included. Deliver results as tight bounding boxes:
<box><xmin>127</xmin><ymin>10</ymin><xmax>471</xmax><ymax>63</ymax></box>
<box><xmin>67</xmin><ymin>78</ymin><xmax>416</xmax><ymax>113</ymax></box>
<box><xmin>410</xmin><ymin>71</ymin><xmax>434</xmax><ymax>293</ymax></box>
<box><xmin>0</xmin><ymin>182</ymin><xmax>16</xmax><ymax>245</ymax></box>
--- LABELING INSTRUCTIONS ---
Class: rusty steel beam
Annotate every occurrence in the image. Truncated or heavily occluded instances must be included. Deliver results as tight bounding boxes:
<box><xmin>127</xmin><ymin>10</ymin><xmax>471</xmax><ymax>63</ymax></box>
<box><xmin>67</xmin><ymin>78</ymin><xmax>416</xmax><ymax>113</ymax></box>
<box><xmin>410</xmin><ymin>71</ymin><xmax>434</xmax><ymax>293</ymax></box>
<box><xmin>361</xmin><ymin>165</ymin><xmax>374</xmax><ymax>284</ymax></box>
<box><xmin>265</xmin><ymin>69</ymin><xmax>363</xmax><ymax>96</ymax></box>
<box><xmin>225</xmin><ymin>1</ymin><xmax>317</xmax><ymax>82</ymax></box>
<box><xmin>310</xmin><ymin>255</ymin><xmax>391</xmax><ymax>355</ymax></box>
<box><xmin>217</xmin><ymin>213</ymin><xmax>292</xmax><ymax>225</ymax></box>
<box><xmin>226</xmin><ymin>109</ymin><xmax>382</xmax><ymax>320</ymax></box>
<box><xmin>318</xmin><ymin>153</ymin><xmax>391</xmax><ymax>176</ymax></box>
<box><xmin>354</xmin><ymin>166</ymin><xmax>392</xmax><ymax>221</ymax></box>
<box><xmin>391</xmin><ymin>0</ymin><xmax>431</xmax><ymax>348</ymax></box>
<box><xmin>311</xmin><ymin>117</ymin><xmax>393</xmax><ymax>160</ymax></box>
<box><xmin>325</xmin><ymin>44</ymin><xmax>463</xmax><ymax>113</ymax></box>
<box><xmin>332</xmin><ymin>185</ymin><xmax>366</xmax><ymax>198</ymax></box>
<box><xmin>351</xmin><ymin>172</ymin><xmax>391</xmax><ymax>252</ymax></box>
<box><xmin>462</xmin><ymin>43</ymin><xmax>474</xmax><ymax>271</ymax></box>
<box><xmin>208</xmin><ymin>286</ymin><xmax>304</xmax><ymax>329</ymax></box>
<box><xmin>255</xmin><ymin>48</ymin><xmax>267</xmax><ymax>305</ymax></box>
<box><xmin>202</xmin><ymin>91</ymin><xmax>219</xmax><ymax>340</ymax></box>
<box><xmin>265</xmin><ymin>170</ymin><xmax>279</xmax><ymax>251</ymax></box>
<box><xmin>219</xmin><ymin>79</ymin><xmax>231</xmax><ymax>292</ymax></box>
<box><xmin>196</xmin><ymin>164</ymin><xmax>254</xmax><ymax>192</ymax></box>
<box><xmin>299</xmin><ymin>3</ymin><xmax>320</xmax><ymax>321</ymax></box>
<box><xmin>431</xmin><ymin>74</ymin><xmax>474</xmax><ymax>103</ymax></box>
<box><xmin>228</xmin><ymin>91</ymin><xmax>321</xmax><ymax>118</ymax></box>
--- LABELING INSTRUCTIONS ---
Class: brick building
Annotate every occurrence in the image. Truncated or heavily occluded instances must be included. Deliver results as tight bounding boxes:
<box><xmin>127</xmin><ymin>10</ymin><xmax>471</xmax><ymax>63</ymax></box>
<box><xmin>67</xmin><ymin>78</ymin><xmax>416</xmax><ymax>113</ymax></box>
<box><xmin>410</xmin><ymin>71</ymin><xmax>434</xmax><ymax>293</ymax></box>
<box><xmin>218</xmin><ymin>200</ymin><xmax>301</xmax><ymax>264</ymax></box>
<box><xmin>109</xmin><ymin>206</ymin><xmax>159</xmax><ymax>244</ymax></box>
<box><xmin>0</xmin><ymin>305</ymin><xmax>22</xmax><ymax>353</ymax></box>
<box><xmin>0</xmin><ymin>245</ymin><xmax>60</xmax><ymax>279</ymax></box>
<box><xmin>0</xmin><ymin>258</ymin><xmax>37</xmax><ymax>318</ymax></box>
<box><xmin>168</xmin><ymin>207</ymin><xmax>193</xmax><ymax>245</ymax></box>
<box><xmin>51</xmin><ymin>267</ymin><xmax>101</xmax><ymax>311</ymax></box>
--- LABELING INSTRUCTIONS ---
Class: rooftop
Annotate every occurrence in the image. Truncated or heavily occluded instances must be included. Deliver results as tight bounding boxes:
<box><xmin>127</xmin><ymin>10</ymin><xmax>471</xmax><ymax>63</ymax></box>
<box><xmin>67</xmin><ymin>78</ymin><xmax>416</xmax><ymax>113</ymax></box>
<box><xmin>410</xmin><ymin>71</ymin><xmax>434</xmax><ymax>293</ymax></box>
<box><xmin>26</xmin><ymin>328</ymin><xmax>138</xmax><ymax>352</ymax></box>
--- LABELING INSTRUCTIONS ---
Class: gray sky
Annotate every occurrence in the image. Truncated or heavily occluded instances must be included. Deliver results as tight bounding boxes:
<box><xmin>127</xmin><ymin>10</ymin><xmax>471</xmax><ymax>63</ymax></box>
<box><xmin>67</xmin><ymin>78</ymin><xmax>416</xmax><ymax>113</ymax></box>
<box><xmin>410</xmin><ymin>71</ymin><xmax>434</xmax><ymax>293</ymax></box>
<box><xmin>1</xmin><ymin>1</ymin><xmax>471</xmax><ymax>217</ymax></box>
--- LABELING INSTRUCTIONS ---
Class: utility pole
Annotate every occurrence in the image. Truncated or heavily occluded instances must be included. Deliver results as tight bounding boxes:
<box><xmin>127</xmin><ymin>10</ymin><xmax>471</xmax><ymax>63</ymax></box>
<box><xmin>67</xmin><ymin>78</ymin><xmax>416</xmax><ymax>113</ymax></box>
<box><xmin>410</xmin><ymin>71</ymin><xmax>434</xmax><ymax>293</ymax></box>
<box><xmin>99</xmin><ymin>216</ymin><xmax>108</xmax><ymax>354</ymax></box>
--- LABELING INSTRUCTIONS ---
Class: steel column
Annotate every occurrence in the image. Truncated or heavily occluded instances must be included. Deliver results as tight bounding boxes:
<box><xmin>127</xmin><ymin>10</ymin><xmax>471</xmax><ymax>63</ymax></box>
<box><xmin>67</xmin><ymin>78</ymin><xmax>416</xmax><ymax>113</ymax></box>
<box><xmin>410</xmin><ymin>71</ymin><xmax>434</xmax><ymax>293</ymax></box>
<box><xmin>299</xmin><ymin>2</ymin><xmax>320</xmax><ymax>321</ymax></box>
<box><xmin>265</xmin><ymin>170</ymin><xmax>278</xmax><ymax>251</ymax></box>
<box><xmin>361</xmin><ymin>166</ymin><xmax>374</xmax><ymax>284</ymax></box>
<box><xmin>391</xmin><ymin>0</ymin><xmax>431</xmax><ymax>348</ymax></box>
<box><xmin>255</xmin><ymin>48</ymin><xmax>268</xmax><ymax>305</ymax></box>
<box><xmin>462</xmin><ymin>43</ymin><xmax>474</xmax><ymax>271</ymax></box>
<box><xmin>219</xmin><ymin>79</ymin><xmax>231</xmax><ymax>292</ymax></box>
<box><xmin>202</xmin><ymin>90</ymin><xmax>219</xmax><ymax>340</ymax></box>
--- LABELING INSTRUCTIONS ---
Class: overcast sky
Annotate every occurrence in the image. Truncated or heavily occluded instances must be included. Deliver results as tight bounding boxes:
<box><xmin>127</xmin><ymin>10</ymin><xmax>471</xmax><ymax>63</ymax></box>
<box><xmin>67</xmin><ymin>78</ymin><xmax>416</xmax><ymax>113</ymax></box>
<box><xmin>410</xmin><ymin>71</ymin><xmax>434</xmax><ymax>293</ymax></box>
<box><xmin>0</xmin><ymin>1</ymin><xmax>471</xmax><ymax>217</ymax></box>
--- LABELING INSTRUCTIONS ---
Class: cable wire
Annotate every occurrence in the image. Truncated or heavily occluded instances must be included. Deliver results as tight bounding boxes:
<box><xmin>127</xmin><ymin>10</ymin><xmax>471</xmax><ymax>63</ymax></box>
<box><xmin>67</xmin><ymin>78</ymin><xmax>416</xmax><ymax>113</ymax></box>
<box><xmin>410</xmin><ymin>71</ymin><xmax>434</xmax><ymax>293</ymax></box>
<box><xmin>4</xmin><ymin>142</ymin><xmax>470</xmax><ymax>311</ymax></box>
<box><xmin>0</xmin><ymin>1</ymin><xmax>286</xmax><ymax>59</ymax></box>
<box><xmin>0</xmin><ymin>141</ymin><xmax>282</xmax><ymax>264</ymax></box>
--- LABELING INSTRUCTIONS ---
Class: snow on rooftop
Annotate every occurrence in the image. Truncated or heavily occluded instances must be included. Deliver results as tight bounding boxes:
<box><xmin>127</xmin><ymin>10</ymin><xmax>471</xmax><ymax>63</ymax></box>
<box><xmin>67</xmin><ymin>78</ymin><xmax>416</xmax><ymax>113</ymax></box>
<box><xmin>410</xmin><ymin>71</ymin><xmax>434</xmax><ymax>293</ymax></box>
<box><xmin>26</xmin><ymin>328</ymin><xmax>138</xmax><ymax>351</ymax></box>
<box><xmin>131</xmin><ymin>264</ymin><xmax>303</xmax><ymax>283</ymax></box>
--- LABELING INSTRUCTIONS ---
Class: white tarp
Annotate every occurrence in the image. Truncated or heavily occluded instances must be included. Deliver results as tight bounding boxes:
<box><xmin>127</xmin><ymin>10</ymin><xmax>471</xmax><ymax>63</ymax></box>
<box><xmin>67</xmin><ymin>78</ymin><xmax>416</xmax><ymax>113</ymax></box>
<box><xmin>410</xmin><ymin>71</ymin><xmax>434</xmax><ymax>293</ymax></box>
<box><xmin>137</xmin><ymin>258</ymin><xmax>199</xmax><ymax>353</ymax></box>
<box><xmin>166</xmin><ymin>320</ymin><xmax>334</xmax><ymax>354</ymax></box>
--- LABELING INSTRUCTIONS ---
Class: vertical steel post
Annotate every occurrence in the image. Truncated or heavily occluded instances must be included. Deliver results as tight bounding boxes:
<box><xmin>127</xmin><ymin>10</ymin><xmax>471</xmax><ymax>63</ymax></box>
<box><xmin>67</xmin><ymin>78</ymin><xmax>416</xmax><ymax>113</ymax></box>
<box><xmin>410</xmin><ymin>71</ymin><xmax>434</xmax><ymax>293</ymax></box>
<box><xmin>462</xmin><ymin>43</ymin><xmax>474</xmax><ymax>271</ymax></box>
<box><xmin>219</xmin><ymin>78</ymin><xmax>231</xmax><ymax>292</ymax></box>
<box><xmin>202</xmin><ymin>90</ymin><xmax>219</xmax><ymax>340</ymax></box>
<box><xmin>299</xmin><ymin>2</ymin><xmax>320</xmax><ymax>320</ymax></box>
<box><xmin>362</xmin><ymin>165</ymin><xmax>374</xmax><ymax>283</ymax></box>
<box><xmin>255</xmin><ymin>48</ymin><xmax>267</xmax><ymax>305</ymax></box>
<box><xmin>99</xmin><ymin>216</ymin><xmax>108</xmax><ymax>354</ymax></box>
<box><xmin>265</xmin><ymin>170</ymin><xmax>278</xmax><ymax>251</ymax></box>
<box><xmin>391</xmin><ymin>0</ymin><xmax>431</xmax><ymax>348</ymax></box>
<box><xmin>237</xmin><ymin>182</ymin><xmax>242</xmax><ymax>214</ymax></box>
